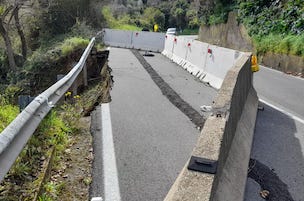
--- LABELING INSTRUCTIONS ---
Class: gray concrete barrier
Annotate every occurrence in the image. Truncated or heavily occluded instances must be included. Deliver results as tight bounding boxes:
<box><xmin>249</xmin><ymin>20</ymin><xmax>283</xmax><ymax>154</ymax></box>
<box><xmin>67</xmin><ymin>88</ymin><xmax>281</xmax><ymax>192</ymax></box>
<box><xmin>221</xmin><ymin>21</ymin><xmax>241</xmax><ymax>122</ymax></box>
<box><xmin>102</xmin><ymin>29</ymin><xmax>165</xmax><ymax>52</ymax></box>
<box><xmin>164</xmin><ymin>53</ymin><xmax>258</xmax><ymax>201</ymax></box>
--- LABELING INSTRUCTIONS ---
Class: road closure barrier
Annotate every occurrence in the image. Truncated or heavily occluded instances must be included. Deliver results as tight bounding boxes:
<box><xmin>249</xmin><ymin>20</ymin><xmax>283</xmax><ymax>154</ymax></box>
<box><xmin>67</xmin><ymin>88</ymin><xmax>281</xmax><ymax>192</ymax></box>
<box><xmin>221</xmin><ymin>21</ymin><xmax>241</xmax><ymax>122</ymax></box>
<box><xmin>164</xmin><ymin>53</ymin><xmax>258</xmax><ymax>201</ymax></box>
<box><xmin>162</xmin><ymin>35</ymin><xmax>243</xmax><ymax>89</ymax></box>
<box><xmin>102</xmin><ymin>28</ymin><xmax>165</xmax><ymax>52</ymax></box>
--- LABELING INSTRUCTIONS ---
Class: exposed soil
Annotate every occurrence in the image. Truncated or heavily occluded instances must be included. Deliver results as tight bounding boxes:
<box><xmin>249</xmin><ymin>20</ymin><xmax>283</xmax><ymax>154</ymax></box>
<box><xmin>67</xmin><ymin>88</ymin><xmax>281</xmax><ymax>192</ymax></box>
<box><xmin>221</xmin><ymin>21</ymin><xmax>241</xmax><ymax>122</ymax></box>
<box><xmin>52</xmin><ymin>117</ymin><xmax>93</xmax><ymax>201</ymax></box>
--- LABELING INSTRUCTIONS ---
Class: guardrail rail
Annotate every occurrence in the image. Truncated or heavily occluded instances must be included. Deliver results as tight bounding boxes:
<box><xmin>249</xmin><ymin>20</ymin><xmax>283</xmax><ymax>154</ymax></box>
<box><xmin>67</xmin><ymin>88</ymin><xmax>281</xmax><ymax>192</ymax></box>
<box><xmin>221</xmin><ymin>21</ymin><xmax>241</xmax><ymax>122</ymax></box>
<box><xmin>0</xmin><ymin>37</ymin><xmax>96</xmax><ymax>182</ymax></box>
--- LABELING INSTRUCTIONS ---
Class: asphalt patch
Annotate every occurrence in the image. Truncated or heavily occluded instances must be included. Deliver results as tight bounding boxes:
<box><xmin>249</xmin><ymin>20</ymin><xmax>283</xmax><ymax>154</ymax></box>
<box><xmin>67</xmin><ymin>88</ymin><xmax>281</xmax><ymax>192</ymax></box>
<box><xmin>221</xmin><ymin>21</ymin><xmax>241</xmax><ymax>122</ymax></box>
<box><xmin>248</xmin><ymin>159</ymin><xmax>294</xmax><ymax>201</ymax></box>
<box><xmin>131</xmin><ymin>50</ymin><xmax>205</xmax><ymax>129</ymax></box>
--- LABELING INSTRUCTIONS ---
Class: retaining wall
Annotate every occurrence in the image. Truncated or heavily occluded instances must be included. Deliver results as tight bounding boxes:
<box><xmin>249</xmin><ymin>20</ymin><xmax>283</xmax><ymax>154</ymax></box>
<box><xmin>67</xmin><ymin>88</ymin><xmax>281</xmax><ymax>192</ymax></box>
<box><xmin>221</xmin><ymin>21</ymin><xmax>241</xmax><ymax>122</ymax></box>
<box><xmin>164</xmin><ymin>53</ymin><xmax>258</xmax><ymax>201</ymax></box>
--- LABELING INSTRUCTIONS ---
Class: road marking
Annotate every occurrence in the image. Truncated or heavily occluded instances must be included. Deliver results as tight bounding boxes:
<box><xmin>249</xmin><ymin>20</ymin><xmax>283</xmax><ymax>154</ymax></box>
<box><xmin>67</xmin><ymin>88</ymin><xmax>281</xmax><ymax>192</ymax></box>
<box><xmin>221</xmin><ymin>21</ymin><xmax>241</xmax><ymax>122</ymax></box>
<box><xmin>259</xmin><ymin>99</ymin><xmax>304</xmax><ymax>124</ymax></box>
<box><xmin>101</xmin><ymin>103</ymin><xmax>121</xmax><ymax>201</ymax></box>
<box><xmin>261</xmin><ymin>66</ymin><xmax>304</xmax><ymax>81</ymax></box>
<box><xmin>91</xmin><ymin>197</ymin><xmax>103</xmax><ymax>201</ymax></box>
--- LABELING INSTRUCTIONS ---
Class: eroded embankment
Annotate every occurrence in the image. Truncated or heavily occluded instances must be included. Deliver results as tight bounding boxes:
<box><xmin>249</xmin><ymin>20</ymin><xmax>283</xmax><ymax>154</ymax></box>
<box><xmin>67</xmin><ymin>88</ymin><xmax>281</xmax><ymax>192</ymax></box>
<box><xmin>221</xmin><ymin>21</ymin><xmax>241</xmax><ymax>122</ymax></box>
<box><xmin>0</xmin><ymin>48</ymin><xmax>113</xmax><ymax>201</ymax></box>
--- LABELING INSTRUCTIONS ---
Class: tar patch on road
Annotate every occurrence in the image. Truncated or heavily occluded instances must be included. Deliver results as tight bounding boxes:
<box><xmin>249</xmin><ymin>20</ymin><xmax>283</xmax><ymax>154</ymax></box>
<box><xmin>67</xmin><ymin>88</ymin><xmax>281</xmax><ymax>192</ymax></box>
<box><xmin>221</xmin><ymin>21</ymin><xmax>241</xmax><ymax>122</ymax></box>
<box><xmin>248</xmin><ymin>159</ymin><xmax>294</xmax><ymax>201</ymax></box>
<box><xmin>131</xmin><ymin>50</ymin><xmax>205</xmax><ymax>129</ymax></box>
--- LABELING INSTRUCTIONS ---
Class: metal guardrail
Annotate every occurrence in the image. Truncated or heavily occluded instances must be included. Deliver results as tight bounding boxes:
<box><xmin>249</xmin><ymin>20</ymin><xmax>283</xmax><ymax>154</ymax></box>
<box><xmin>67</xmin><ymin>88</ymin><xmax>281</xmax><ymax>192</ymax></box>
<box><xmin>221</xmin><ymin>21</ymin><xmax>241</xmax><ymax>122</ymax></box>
<box><xmin>0</xmin><ymin>37</ymin><xmax>96</xmax><ymax>182</ymax></box>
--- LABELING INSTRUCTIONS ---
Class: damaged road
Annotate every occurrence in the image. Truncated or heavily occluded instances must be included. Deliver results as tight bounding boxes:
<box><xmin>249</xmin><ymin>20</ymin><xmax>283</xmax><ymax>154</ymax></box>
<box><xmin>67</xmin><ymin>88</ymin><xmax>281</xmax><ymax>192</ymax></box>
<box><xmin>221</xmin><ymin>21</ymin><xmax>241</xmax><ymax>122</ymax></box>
<box><xmin>90</xmin><ymin>47</ymin><xmax>217</xmax><ymax>201</ymax></box>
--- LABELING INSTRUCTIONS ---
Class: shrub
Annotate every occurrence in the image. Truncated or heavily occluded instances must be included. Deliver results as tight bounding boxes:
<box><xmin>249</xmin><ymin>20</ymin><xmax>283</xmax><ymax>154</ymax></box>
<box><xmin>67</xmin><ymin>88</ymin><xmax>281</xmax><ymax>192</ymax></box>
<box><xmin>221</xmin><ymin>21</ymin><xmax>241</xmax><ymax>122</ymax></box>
<box><xmin>101</xmin><ymin>6</ymin><xmax>141</xmax><ymax>30</ymax></box>
<box><xmin>61</xmin><ymin>37</ymin><xmax>90</xmax><ymax>56</ymax></box>
<box><xmin>253</xmin><ymin>34</ymin><xmax>304</xmax><ymax>57</ymax></box>
<box><xmin>0</xmin><ymin>99</ymin><xmax>19</xmax><ymax>133</ymax></box>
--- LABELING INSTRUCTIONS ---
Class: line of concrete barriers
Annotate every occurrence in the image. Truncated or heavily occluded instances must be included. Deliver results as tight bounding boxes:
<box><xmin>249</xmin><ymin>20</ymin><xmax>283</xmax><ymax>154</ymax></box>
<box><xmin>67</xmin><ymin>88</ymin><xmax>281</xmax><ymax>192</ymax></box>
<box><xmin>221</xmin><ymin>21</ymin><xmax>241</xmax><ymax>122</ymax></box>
<box><xmin>164</xmin><ymin>52</ymin><xmax>258</xmax><ymax>201</ymax></box>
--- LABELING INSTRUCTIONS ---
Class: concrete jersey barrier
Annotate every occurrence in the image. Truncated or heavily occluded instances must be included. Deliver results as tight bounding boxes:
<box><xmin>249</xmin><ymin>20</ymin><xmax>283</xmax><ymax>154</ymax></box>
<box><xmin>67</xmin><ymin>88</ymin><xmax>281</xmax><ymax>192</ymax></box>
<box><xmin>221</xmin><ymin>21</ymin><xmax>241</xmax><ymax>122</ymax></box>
<box><xmin>102</xmin><ymin>28</ymin><xmax>165</xmax><ymax>52</ymax></box>
<box><xmin>162</xmin><ymin>35</ymin><xmax>243</xmax><ymax>89</ymax></box>
<box><xmin>164</xmin><ymin>53</ymin><xmax>258</xmax><ymax>201</ymax></box>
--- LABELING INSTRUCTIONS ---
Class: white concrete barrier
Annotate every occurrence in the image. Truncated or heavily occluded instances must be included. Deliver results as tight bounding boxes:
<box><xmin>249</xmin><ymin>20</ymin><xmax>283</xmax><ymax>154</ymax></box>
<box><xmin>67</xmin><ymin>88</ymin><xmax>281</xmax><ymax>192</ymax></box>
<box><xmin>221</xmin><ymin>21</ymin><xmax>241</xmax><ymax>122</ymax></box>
<box><xmin>162</xmin><ymin>35</ymin><xmax>244</xmax><ymax>89</ymax></box>
<box><xmin>203</xmin><ymin>45</ymin><xmax>242</xmax><ymax>88</ymax></box>
<box><xmin>171</xmin><ymin>36</ymin><xmax>188</xmax><ymax>66</ymax></box>
<box><xmin>102</xmin><ymin>29</ymin><xmax>165</xmax><ymax>52</ymax></box>
<box><xmin>103</xmin><ymin>29</ymin><xmax>132</xmax><ymax>49</ymax></box>
<box><xmin>132</xmin><ymin>31</ymin><xmax>165</xmax><ymax>52</ymax></box>
<box><xmin>184</xmin><ymin>40</ymin><xmax>209</xmax><ymax>77</ymax></box>
<box><xmin>162</xmin><ymin>34</ymin><xmax>176</xmax><ymax>59</ymax></box>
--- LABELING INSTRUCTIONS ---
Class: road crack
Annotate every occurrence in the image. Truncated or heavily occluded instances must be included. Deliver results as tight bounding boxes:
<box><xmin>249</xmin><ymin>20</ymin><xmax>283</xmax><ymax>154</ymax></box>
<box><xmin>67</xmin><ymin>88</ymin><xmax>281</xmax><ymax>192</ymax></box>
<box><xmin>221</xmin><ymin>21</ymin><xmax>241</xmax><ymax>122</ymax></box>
<box><xmin>131</xmin><ymin>50</ymin><xmax>205</xmax><ymax>129</ymax></box>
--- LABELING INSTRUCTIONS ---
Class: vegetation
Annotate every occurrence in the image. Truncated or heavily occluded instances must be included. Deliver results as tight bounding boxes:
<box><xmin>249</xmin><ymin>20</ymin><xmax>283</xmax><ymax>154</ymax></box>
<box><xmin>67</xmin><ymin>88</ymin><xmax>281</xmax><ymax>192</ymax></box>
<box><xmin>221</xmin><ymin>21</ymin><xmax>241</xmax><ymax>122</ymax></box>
<box><xmin>101</xmin><ymin>6</ymin><xmax>141</xmax><ymax>30</ymax></box>
<box><xmin>0</xmin><ymin>96</ymin><xmax>19</xmax><ymax>133</ymax></box>
<box><xmin>237</xmin><ymin>0</ymin><xmax>304</xmax><ymax>57</ymax></box>
<box><xmin>0</xmin><ymin>95</ymin><xmax>82</xmax><ymax>200</ymax></box>
<box><xmin>253</xmin><ymin>34</ymin><xmax>304</xmax><ymax>56</ymax></box>
<box><xmin>0</xmin><ymin>1</ymin><xmax>101</xmax><ymax>199</ymax></box>
<box><xmin>61</xmin><ymin>37</ymin><xmax>90</xmax><ymax>56</ymax></box>
<box><xmin>1</xmin><ymin>109</ymin><xmax>68</xmax><ymax>200</ymax></box>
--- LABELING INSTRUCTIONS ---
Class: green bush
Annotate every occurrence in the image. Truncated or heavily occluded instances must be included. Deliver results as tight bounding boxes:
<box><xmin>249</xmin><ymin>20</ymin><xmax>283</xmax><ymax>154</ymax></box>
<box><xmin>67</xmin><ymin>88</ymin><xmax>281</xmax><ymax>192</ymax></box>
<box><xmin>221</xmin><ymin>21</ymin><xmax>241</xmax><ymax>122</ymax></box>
<box><xmin>101</xmin><ymin>6</ymin><xmax>141</xmax><ymax>30</ymax></box>
<box><xmin>61</xmin><ymin>37</ymin><xmax>90</xmax><ymax>56</ymax></box>
<box><xmin>253</xmin><ymin>34</ymin><xmax>304</xmax><ymax>57</ymax></box>
<box><xmin>1</xmin><ymin>107</ymin><xmax>74</xmax><ymax>199</ymax></box>
<box><xmin>238</xmin><ymin>0</ymin><xmax>303</xmax><ymax>36</ymax></box>
<box><xmin>0</xmin><ymin>99</ymin><xmax>19</xmax><ymax>133</ymax></box>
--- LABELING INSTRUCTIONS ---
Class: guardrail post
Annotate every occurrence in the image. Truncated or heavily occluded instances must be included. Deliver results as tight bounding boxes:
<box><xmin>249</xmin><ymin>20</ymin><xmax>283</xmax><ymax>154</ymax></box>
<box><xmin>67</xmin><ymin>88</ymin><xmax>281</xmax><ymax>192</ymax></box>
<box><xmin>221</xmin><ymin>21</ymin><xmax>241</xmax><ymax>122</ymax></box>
<box><xmin>83</xmin><ymin>63</ymin><xmax>88</xmax><ymax>87</ymax></box>
<box><xmin>72</xmin><ymin>83</ymin><xmax>78</xmax><ymax>96</ymax></box>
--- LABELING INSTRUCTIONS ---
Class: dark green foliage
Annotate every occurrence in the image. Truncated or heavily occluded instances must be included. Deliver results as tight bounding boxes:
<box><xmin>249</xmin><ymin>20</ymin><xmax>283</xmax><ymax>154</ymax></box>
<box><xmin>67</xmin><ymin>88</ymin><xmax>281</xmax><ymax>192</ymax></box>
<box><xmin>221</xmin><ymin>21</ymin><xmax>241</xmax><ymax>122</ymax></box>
<box><xmin>170</xmin><ymin>0</ymin><xmax>189</xmax><ymax>29</ymax></box>
<box><xmin>237</xmin><ymin>0</ymin><xmax>304</xmax><ymax>56</ymax></box>
<box><xmin>253</xmin><ymin>34</ymin><xmax>304</xmax><ymax>57</ymax></box>
<box><xmin>238</xmin><ymin>0</ymin><xmax>303</xmax><ymax>36</ymax></box>
<box><xmin>40</xmin><ymin>0</ymin><xmax>91</xmax><ymax>37</ymax></box>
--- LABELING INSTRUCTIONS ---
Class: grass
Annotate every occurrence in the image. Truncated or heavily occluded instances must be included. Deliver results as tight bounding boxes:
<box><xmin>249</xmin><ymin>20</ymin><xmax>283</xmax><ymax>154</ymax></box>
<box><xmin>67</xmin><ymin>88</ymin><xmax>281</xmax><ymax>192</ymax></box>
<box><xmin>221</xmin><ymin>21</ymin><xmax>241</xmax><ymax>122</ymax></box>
<box><xmin>179</xmin><ymin>28</ymin><xmax>199</xmax><ymax>35</ymax></box>
<box><xmin>61</xmin><ymin>37</ymin><xmax>90</xmax><ymax>56</ymax></box>
<box><xmin>0</xmin><ymin>99</ymin><xmax>80</xmax><ymax>200</ymax></box>
<box><xmin>0</xmin><ymin>97</ymin><xmax>19</xmax><ymax>133</ymax></box>
<box><xmin>253</xmin><ymin>34</ymin><xmax>304</xmax><ymax>57</ymax></box>
<box><xmin>101</xmin><ymin>6</ymin><xmax>142</xmax><ymax>31</ymax></box>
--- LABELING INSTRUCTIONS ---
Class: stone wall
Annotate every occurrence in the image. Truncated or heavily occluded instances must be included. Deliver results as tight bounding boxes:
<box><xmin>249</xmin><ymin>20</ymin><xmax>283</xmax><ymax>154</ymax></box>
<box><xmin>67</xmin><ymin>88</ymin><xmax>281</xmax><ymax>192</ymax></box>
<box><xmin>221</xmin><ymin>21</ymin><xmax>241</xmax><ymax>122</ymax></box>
<box><xmin>198</xmin><ymin>12</ymin><xmax>252</xmax><ymax>52</ymax></box>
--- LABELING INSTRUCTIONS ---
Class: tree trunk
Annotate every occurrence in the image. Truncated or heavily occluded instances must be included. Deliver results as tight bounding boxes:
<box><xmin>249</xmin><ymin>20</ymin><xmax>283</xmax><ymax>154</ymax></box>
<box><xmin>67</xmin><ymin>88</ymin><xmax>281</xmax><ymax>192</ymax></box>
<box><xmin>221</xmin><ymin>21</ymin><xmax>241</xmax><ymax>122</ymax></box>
<box><xmin>14</xmin><ymin>6</ymin><xmax>27</xmax><ymax>59</ymax></box>
<box><xmin>0</xmin><ymin>19</ymin><xmax>17</xmax><ymax>71</ymax></box>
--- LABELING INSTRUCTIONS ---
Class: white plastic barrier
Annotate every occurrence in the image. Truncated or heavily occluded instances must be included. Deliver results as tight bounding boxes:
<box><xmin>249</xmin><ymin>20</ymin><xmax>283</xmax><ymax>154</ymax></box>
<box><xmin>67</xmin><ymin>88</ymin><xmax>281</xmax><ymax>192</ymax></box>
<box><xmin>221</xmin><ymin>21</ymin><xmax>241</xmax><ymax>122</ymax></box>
<box><xmin>162</xmin><ymin>35</ymin><xmax>244</xmax><ymax>89</ymax></box>
<box><xmin>102</xmin><ymin>29</ymin><xmax>165</xmax><ymax>52</ymax></box>
<box><xmin>103</xmin><ymin>29</ymin><xmax>133</xmax><ymax>49</ymax></box>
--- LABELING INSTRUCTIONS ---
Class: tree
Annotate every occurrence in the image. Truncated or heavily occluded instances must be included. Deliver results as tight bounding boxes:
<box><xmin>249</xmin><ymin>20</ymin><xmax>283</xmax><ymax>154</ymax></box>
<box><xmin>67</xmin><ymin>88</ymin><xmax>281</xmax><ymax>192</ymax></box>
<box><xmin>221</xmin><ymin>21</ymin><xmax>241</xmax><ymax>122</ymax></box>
<box><xmin>186</xmin><ymin>9</ymin><xmax>199</xmax><ymax>29</ymax></box>
<box><xmin>0</xmin><ymin>4</ymin><xmax>17</xmax><ymax>70</ymax></box>
<box><xmin>12</xmin><ymin>1</ymin><xmax>26</xmax><ymax>59</ymax></box>
<box><xmin>170</xmin><ymin>0</ymin><xmax>189</xmax><ymax>30</ymax></box>
<box><xmin>41</xmin><ymin>0</ymin><xmax>91</xmax><ymax>35</ymax></box>
<box><xmin>141</xmin><ymin>7</ymin><xmax>165</xmax><ymax>30</ymax></box>
<box><xmin>0</xmin><ymin>0</ymin><xmax>28</xmax><ymax>70</ymax></box>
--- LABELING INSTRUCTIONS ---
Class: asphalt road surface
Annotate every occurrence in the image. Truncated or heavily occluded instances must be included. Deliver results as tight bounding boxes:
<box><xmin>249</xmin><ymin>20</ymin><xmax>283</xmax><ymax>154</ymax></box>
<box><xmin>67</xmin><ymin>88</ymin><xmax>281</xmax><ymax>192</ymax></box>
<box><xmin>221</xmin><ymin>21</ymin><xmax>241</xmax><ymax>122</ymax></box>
<box><xmin>93</xmin><ymin>48</ymin><xmax>217</xmax><ymax>201</ymax></box>
<box><xmin>245</xmin><ymin>66</ymin><xmax>304</xmax><ymax>201</ymax></box>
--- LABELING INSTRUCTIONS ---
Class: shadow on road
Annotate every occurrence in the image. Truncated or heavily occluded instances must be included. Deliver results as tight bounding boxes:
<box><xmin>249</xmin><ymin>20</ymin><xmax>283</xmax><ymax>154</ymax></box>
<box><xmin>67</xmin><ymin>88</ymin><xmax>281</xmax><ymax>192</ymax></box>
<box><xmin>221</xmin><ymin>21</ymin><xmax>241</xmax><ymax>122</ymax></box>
<box><xmin>245</xmin><ymin>103</ymin><xmax>304</xmax><ymax>201</ymax></box>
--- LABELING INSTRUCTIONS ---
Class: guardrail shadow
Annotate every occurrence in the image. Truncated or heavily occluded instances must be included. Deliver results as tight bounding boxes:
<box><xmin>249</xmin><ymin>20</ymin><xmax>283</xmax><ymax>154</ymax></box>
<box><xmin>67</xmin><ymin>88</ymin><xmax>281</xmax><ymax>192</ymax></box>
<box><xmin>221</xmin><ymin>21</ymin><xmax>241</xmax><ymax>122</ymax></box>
<box><xmin>245</xmin><ymin>103</ymin><xmax>304</xmax><ymax>201</ymax></box>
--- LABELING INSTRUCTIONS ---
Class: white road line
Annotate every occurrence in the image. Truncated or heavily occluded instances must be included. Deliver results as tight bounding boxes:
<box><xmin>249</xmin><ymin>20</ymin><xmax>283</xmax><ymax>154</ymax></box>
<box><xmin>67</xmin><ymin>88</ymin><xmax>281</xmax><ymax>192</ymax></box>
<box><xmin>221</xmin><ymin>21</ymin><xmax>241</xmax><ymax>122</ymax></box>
<box><xmin>260</xmin><ymin>66</ymin><xmax>304</xmax><ymax>81</ymax></box>
<box><xmin>101</xmin><ymin>103</ymin><xmax>121</xmax><ymax>201</ymax></box>
<box><xmin>259</xmin><ymin>99</ymin><xmax>304</xmax><ymax>124</ymax></box>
